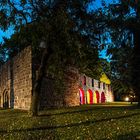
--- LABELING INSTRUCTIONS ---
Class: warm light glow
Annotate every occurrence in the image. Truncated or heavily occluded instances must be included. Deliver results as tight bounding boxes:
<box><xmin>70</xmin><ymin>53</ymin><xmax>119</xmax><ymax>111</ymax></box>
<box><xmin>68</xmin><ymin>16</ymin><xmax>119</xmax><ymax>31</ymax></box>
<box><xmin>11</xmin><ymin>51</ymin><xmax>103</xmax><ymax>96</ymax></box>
<box><xmin>125</xmin><ymin>97</ymin><xmax>129</xmax><ymax>102</ymax></box>
<box><xmin>100</xmin><ymin>73</ymin><xmax>111</xmax><ymax>84</ymax></box>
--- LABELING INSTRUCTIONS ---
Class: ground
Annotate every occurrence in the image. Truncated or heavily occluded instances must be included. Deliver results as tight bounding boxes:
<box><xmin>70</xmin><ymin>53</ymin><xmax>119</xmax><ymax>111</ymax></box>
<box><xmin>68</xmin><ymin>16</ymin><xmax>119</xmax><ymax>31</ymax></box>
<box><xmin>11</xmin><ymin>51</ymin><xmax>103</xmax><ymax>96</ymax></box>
<box><xmin>0</xmin><ymin>102</ymin><xmax>140</xmax><ymax>140</ymax></box>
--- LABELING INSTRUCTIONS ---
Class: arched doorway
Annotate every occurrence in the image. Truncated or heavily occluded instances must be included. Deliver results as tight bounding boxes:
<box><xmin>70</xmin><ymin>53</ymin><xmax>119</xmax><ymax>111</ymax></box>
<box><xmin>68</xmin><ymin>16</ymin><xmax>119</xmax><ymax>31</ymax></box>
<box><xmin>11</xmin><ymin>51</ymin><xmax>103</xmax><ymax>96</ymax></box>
<box><xmin>96</xmin><ymin>91</ymin><xmax>100</xmax><ymax>103</ymax></box>
<box><xmin>3</xmin><ymin>90</ymin><xmax>9</xmax><ymax>108</ymax></box>
<box><xmin>79</xmin><ymin>88</ymin><xmax>85</xmax><ymax>104</ymax></box>
<box><xmin>93</xmin><ymin>91</ymin><xmax>97</xmax><ymax>103</ymax></box>
<box><xmin>101</xmin><ymin>92</ymin><xmax>106</xmax><ymax>103</ymax></box>
<box><xmin>87</xmin><ymin>89</ymin><xmax>93</xmax><ymax>104</ymax></box>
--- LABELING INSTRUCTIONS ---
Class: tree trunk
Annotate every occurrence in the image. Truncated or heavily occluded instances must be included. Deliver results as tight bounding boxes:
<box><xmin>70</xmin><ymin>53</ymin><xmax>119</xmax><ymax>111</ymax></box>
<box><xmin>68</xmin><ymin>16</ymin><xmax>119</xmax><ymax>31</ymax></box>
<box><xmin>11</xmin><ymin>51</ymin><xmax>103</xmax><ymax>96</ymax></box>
<box><xmin>31</xmin><ymin>45</ymin><xmax>52</xmax><ymax>116</ymax></box>
<box><xmin>132</xmin><ymin>30</ymin><xmax>140</xmax><ymax>106</ymax></box>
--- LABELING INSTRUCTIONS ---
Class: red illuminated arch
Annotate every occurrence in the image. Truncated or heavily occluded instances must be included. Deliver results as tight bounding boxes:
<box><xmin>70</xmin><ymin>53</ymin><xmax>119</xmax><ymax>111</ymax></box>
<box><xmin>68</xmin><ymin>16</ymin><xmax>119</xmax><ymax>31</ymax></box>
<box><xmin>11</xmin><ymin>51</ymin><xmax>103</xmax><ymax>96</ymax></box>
<box><xmin>101</xmin><ymin>92</ymin><xmax>106</xmax><ymax>103</ymax></box>
<box><xmin>95</xmin><ymin>91</ymin><xmax>100</xmax><ymax>103</ymax></box>
<box><xmin>87</xmin><ymin>89</ymin><xmax>93</xmax><ymax>104</ymax></box>
<box><xmin>79</xmin><ymin>88</ymin><xmax>85</xmax><ymax>104</ymax></box>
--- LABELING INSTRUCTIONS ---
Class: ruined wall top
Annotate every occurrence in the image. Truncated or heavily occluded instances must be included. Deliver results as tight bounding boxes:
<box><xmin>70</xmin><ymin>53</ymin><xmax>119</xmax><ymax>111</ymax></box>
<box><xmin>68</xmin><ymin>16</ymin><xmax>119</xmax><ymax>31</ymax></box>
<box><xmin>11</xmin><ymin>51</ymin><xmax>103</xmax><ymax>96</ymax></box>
<box><xmin>0</xmin><ymin>46</ymin><xmax>32</xmax><ymax>109</ymax></box>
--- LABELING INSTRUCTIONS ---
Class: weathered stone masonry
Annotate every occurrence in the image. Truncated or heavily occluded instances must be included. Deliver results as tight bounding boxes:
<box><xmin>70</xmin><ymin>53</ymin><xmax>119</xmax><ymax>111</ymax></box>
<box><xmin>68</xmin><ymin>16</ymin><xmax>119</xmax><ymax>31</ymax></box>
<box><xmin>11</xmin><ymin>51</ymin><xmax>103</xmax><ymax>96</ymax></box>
<box><xmin>0</xmin><ymin>47</ymin><xmax>32</xmax><ymax>110</ymax></box>
<box><xmin>0</xmin><ymin>46</ymin><xmax>80</xmax><ymax>110</ymax></box>
<box><xmin>39</xmin><ymin>67</ymin><xmax>80</xmax><ymax>109</ymax></box>
<box><xmin>0</xmin><ymin>46</ymin><xmax>113</xmax><ymax>110</ymax></box>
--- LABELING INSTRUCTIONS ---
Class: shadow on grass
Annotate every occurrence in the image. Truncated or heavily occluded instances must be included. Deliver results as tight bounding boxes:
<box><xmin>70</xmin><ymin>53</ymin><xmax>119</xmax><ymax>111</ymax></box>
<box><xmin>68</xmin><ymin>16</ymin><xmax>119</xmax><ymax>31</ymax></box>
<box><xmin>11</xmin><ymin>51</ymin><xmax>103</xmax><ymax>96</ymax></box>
<box><xmin>39</xmin><ymin>105</ymin><xmax>139</xmax><ymax>117</ymax></box>
<box><xmin>0</xmin><ymin>111</ymin><xmax>140</xmax><ymax>134</ymax></box>
<box><xmin>0</xmin><ymin>109</ymin><xmax>28</xmax><ymax>119</ymax></box>
<box><xmin>101</xmin><ymin>131</ymin><xmax>140</xmax><ymax>140</ymax></box>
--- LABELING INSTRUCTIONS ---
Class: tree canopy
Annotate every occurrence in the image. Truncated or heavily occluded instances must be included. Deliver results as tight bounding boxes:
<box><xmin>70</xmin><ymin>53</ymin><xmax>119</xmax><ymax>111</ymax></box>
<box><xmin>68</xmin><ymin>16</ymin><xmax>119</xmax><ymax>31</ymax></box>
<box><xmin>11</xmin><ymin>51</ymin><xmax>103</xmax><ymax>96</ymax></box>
<box><xmin>0</xmin><ymin>0</ymin><xmax>105</xmax><ymax>77</ymax></box>
<box><xmin>94</xmin><ymin>0</ymin><xmax>140</xmax><ymax>103</ymax></box>
<box><xmin>0</xmin><ymin>0</ymin><xmax>109</xmax><ymax>115</ymax></box>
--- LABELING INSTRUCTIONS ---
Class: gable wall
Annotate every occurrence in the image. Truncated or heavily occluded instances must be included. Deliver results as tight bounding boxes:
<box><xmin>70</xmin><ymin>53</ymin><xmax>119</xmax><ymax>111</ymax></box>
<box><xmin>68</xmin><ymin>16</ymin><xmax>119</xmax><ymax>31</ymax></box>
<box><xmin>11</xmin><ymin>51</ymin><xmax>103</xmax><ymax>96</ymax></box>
<box><xmin>0</xmin><ymin>47</ymin><xmax>32</xmax><ymax>110</ymax></box>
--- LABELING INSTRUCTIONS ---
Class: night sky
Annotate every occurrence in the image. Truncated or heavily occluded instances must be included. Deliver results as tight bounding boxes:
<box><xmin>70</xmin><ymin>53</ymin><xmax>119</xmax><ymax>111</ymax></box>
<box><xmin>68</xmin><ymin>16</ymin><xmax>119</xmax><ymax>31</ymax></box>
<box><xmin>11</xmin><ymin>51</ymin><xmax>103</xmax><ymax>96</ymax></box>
<box><xmin>0</xmin><ymin>0</ymin><xmax>117</xmax><ymax>43</ymax></box>
<box><xmin>0</xmin><ymin>0</ymin><xmax>116</xmax><ymax>61</ymax></box>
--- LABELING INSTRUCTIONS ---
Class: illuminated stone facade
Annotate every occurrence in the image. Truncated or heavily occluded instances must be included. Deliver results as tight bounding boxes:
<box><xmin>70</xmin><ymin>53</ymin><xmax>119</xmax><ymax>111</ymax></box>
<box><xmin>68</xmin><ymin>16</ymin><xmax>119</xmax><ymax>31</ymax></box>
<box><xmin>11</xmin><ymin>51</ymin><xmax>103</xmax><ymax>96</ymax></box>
<box><xmin>79</xmin><ymin>74</ymin><xmax>114</xmax><ymax>105</ymax></box>
<box><xmin>0</xmin><ymin>46</ymin><xmax>113</xmax><ymax>110</ymax></box>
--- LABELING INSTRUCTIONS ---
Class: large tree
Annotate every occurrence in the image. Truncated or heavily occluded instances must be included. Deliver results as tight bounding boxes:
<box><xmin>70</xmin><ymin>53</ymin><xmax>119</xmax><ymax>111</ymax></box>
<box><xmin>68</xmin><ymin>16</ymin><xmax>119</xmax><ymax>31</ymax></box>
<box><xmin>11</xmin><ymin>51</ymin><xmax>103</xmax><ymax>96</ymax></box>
<box><xmin>108</xmin><ymin>38</ymin><xmax>134</xmax><ymax>100</ymax></box>
<box><xmin>0</xmin><ymin>0</ymin><xmax>104</xmax><ymax>116</ymax></box>
<box><xmin>96</xmin><ymin>0</ymin><xmax>140</xmax><ymax>104</ymax></box>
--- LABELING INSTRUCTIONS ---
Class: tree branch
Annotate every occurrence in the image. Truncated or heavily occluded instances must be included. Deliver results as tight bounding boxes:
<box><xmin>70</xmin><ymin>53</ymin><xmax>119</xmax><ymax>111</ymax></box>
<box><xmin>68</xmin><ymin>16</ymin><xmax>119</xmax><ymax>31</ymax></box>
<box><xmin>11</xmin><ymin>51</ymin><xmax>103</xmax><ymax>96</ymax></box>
<box><xmin>8</xmin><ymin>0</ymin><xmax>28</xmax><ymax>24</ymax></box>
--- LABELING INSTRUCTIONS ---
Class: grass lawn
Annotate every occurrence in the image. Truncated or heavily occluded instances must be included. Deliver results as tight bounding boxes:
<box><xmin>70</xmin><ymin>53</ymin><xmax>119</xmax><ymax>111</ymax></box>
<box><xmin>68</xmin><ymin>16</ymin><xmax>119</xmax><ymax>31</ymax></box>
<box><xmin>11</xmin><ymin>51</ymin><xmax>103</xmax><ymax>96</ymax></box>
<box><xmin>0</xmin><ymin>102</ymin><xmax>140</xmax><ymax>140</ymax></box>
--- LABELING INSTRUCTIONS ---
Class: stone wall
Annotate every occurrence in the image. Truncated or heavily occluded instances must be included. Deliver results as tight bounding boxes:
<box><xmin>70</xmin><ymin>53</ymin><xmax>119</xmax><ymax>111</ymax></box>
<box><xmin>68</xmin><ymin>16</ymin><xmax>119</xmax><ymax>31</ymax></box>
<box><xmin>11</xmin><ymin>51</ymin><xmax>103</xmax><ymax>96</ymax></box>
<box><xmin>39</xmin><ymin>67</ymin><xmax>80</xmax><ymax>109</ymax></box>
<box><xmin>0</xmin><ymin>46</ymin><xmax>80</xmax><ymax>110</ymax></box>
<box><xmin>13</xmin><ymin>47</ymin><xmax>32</xmax><ymax>110</ymax></box>
<box><xmin>40</xmin><ymin>67</ymin><xmax>114</xmax><ymax>109</ymax></box>
<box><xmin>63</xmin><ymin>67</ymin><xmax>80</xmax><ymax>106</ymax></box>
<box><xmin>40</xmin><ymin>77</ymin><xmax>64</xmax><ymax>109</ymax></box>
<box><xmin>0</xmin><ymin>47</ymin><xmax>32</xmax><ymax>110</ymax></box>
<box><xmin>0</xmin><ymin>46</ymin><xmax>113</xmax><ymax>110</ymax></box>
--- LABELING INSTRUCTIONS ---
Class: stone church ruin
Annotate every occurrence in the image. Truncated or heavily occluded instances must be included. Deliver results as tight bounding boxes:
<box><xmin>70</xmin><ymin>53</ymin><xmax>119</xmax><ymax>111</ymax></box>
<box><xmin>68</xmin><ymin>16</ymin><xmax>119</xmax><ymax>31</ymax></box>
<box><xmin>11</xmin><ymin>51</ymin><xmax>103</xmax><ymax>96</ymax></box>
<box><xmin>0</xmin><ymin>46</ymin><xmax>113</xmax><ymax>110</ymax></box>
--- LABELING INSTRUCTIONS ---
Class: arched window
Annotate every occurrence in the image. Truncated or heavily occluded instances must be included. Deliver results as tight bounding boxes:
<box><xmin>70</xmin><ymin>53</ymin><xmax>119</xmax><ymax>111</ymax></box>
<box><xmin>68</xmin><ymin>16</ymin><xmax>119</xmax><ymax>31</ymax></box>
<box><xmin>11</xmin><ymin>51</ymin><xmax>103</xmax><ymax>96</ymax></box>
<box><xmin>103</xmin><ymin>83</ymin><xmax>105</xmax><ymax>89</ymax></box>
<box><xmin>92</xmin><ymin>79</ymin><xmax>94</xmax><ymax>87</ymax></box>
<box><xmin>3</xmin><ymin>91</ymin><xmax>9</xmax><ymax>109</ymax></box>
<box><xmin>98</xmin><ymin>81</ymin><xmax>100</xmax><ymax>88</ymax></box>
<box><xmin>83</xmin><ymin>76</ymin><xmax>86</xmax><ymax>85</ymax></box>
